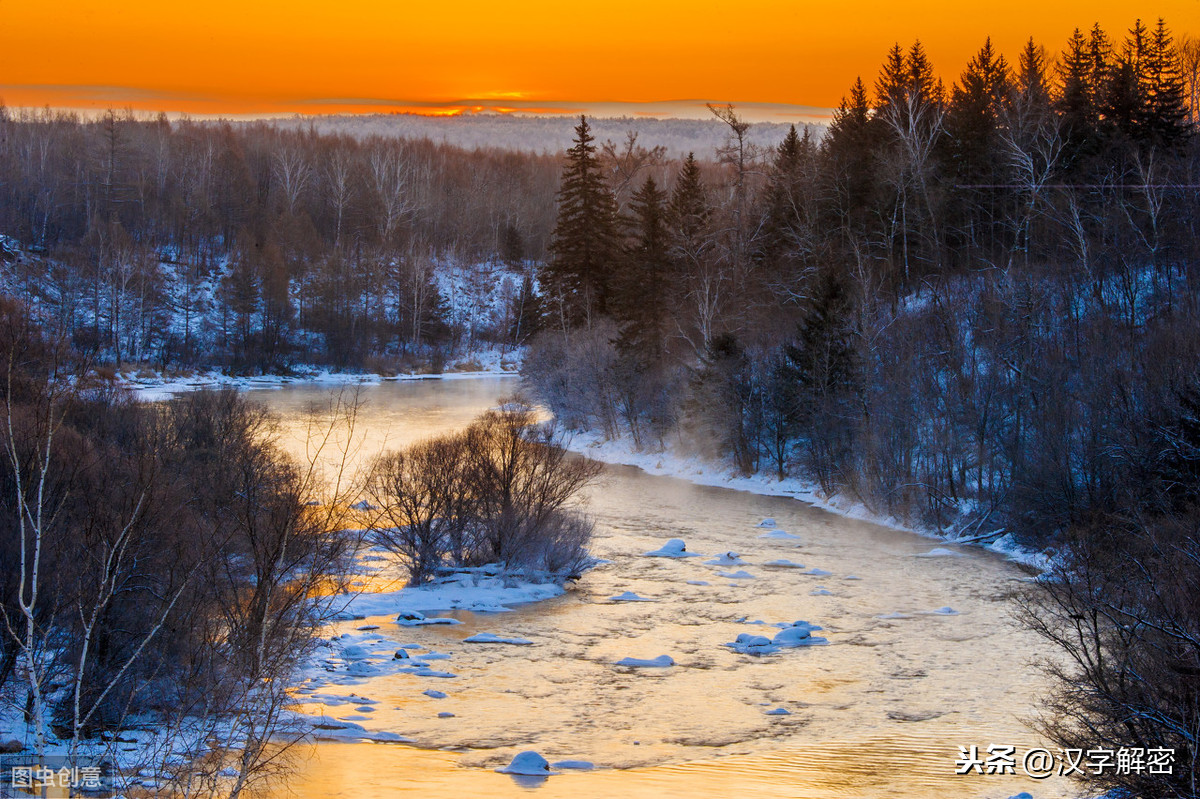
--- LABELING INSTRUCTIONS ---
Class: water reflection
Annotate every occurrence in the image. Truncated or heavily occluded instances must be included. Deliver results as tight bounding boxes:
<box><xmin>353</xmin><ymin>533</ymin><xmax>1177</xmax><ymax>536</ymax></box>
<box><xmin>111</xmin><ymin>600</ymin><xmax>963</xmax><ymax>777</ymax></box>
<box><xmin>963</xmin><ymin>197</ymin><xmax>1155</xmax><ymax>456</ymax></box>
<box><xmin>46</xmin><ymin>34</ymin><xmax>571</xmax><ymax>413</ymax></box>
<box><xmin>250</xmin><ymin>378</ymin><xmax>1072</xmax><ymax>799</ymax></box>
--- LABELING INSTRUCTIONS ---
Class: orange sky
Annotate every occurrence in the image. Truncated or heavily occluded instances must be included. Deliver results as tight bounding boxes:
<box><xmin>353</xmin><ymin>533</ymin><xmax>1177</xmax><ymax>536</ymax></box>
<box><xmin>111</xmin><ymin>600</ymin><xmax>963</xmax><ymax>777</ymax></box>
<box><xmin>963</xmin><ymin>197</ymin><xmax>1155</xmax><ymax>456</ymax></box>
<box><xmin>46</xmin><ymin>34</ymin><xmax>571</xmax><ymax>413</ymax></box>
<box><xmin>3</xmin><ymin>1</ymin><xmax>1198</xmax><ymax>120</ymax></box>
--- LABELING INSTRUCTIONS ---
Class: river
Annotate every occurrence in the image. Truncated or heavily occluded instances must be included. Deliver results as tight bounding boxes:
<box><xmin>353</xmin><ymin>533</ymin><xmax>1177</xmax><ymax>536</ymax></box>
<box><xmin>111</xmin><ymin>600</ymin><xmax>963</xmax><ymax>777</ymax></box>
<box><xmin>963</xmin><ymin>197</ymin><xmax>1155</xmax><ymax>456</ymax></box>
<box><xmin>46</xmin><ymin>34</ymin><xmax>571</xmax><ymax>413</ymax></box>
<box><xmin>247</xmin><ymin>376</ymin><xmax>1072</xmax><ymax>799</ymax></box>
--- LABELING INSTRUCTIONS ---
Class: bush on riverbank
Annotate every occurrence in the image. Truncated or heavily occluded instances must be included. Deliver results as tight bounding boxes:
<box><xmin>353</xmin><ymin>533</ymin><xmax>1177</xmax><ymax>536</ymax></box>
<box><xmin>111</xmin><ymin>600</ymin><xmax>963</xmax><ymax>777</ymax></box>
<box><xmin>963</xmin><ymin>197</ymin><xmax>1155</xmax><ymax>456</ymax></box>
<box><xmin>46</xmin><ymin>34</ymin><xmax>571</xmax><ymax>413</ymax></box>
<box><xmin>367</xmin><ymin>399</ymin><xmax>601</xmax><ymax>583</ymax></box>
<box><xmin>0</xmin><ymin>299</ymin><xmax>359</xmax><ymax>792</ymax></box>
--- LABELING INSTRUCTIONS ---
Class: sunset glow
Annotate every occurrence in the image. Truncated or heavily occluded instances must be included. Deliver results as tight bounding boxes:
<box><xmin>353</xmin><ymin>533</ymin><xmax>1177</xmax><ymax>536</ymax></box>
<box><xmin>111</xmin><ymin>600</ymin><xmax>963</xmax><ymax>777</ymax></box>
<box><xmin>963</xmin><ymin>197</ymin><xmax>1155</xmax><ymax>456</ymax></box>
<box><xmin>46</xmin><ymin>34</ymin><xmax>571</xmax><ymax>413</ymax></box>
<box><xmin>4</xmin><ymin>1</ymin><xmax>1199</xmax><ymax>118</ymax></box>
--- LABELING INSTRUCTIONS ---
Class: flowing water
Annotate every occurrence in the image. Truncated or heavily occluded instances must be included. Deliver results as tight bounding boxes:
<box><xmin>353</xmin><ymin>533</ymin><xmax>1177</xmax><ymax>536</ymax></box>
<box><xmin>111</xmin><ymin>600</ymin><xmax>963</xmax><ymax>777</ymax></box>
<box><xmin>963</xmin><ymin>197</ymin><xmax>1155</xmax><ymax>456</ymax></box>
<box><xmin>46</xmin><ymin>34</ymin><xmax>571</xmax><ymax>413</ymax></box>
<box><xmin>249</xmin><ymin>377</ymin><xmax>1074</xmax><ymax>799</ymax></box>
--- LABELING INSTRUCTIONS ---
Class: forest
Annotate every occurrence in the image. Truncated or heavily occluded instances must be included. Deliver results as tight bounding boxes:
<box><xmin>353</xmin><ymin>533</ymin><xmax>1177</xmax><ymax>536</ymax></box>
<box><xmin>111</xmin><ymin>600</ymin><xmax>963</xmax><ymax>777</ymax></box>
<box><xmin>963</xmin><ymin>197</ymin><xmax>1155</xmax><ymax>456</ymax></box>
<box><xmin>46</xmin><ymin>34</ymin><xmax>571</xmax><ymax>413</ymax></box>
<box><xmin>519</xmin><ymin>20</ymin><xmax>1200</xmax><ymax>798</ymax></box>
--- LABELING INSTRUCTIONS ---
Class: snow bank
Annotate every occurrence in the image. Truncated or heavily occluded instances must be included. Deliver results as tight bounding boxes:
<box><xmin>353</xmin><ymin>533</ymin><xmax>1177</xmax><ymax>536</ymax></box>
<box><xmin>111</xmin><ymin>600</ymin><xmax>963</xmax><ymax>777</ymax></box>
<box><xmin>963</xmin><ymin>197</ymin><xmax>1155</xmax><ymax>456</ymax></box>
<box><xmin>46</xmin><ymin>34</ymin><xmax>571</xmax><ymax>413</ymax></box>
<box><xmin>565</xmin><ymin>430</ymin><xmax>1055</xmax><ymax>570</ymax></box>
<box><xmin>341</xmin><ymin>571</ymin><xmax>565</xmax><ymax>619</ymax></box>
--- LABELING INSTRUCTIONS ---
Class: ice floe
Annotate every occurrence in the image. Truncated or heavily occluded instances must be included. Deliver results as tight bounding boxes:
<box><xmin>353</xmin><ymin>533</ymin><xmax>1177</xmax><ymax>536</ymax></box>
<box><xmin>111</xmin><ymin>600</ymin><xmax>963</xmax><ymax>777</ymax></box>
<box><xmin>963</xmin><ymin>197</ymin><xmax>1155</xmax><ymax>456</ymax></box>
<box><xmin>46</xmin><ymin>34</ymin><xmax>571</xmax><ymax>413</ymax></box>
<box><xmin>686</xmin><ymin>580</ymin><xmax>710</xmax><ymax>586</ymax></box>
<box><xmin>716</xmin><ymin>570</ymin><xmax>755</xmax><ymax>579</ymax></box>
<box><xmin>615</xmin><ymin>655</ymin><xmax>675</xmax><ymax>668</ymax></box>
<box><xmin>758</xmin><ymin>530</ymin><xmax>800</xmax><ymax>540</ymax></box>
<box><xmin>763</xmin><ymin>559</ymin><xmax>805</xmax><ymax>568</ymax></box>
<box><xmin>725</xmin><ymin>621</ymin><xmax>828</xmax><ymax>654</ymax></box>
<box><xmin>801</xmin><ymin>568</ymin><xmax>832</xmax><ymax>576</ymax></box>
<box><xmin>644</xmin><ymin>538</ymin><xmax>703</xmax><ymax>558</ymax></box>
<box><xmin>552</xmin><ymin>760</ymin><xmax>595</xmax><ymax>770</ymax></box>
<box><xmin>913</xmin><ymin>547</ymin><xmax>964</xmax><ymax>558</ymax></box>
<box><xmin>608</xmin><ymin>591</ymin><xmax>655</xmax><ymax>602</ymax></box>
<box><xmin>495</xmin><ymin>751</ymin><xmax>559</xmax><ymax>775</ymax></box>
<box><xmin>765</xmin><ymin>708</ymin><xmax>792</xmax><ymax>716</ymax></box>
<box><xmin>463</xmin><ymin>632</ymin><xmax>534</xmax><ymax>645</ymax></box>
<box><xmin>809</xmin><ymin>588</ymin><xmax>833</xmax><ymax>596</ymax></box>
<box><xmin>705</xmin><ymin>551</ymin><xmax>745</xmax><ymax>566</ymax></box>
<box><xmin>423</xmin><ymin>689</ymin><xmax>447</xmax><ymax>699</ymax></box>
<box><xmin>755</xmin><ymin>518</ymin><xmax>777</xmax><ymax>528</ymax></box>
<box><xmin>395</xmin><ymin>610</ymin><xmax>463</xmax><ymax>627</ymax></box>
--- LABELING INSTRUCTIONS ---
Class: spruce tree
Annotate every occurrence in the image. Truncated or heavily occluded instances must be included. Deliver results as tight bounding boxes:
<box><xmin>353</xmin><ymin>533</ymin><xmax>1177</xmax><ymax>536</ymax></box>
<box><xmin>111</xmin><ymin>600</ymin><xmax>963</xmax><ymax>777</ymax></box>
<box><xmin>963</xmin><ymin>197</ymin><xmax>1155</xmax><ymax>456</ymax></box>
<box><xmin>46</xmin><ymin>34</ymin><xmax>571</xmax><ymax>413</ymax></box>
<box><xmin>1143</xmin><ymin>18</ymin><xmax>1190</xmax><ymax>147</ymax></box>
<box><xmin>544</xmin><ymin>115</ymin><xmax>620</xmax><ymax>330</ymax></box>
<box><xmin>667</xmin><ymin>153</ymin><xmax>712</xmax><ymax>262</ymax></box>
<box><xmin>823</xmin><ymin>77</ymin><xmax>879</xmax><ymax>228</ymax></box>
<box><xmin>758</xmin><ymin>125</ymin><xmax>814</xmax><ymax>283</ymax></box>
<box><xmin>615</xmin><ymin>175</ymin><xmax>671</xmax><ymax>358</ymax></box>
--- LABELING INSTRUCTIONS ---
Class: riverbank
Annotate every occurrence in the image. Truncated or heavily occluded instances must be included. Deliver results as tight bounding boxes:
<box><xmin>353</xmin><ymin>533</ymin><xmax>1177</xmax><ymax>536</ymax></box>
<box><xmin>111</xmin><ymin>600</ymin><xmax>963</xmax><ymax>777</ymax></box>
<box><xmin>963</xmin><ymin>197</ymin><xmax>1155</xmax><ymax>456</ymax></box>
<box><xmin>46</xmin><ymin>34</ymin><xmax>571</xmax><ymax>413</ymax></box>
<box><xmin>561</xmin><ymin>429</ymin><xmax>1054</xmax><ymax>573</ymax></box>
<box><xmin>120</xmin><ymin>349</ymin><xmax>522</xmax><ymax>403</ymax></box>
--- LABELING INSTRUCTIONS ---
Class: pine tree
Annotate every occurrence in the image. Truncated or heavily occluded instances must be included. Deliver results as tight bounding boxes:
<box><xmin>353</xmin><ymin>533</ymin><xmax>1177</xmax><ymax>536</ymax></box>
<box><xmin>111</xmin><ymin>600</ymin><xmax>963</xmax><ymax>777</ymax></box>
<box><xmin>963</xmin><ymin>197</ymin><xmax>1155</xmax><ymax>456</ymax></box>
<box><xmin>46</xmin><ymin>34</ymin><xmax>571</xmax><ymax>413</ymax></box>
<box><xmin>615</xmin><ymin>175</ymin><xmax>671</xmax><ymax>358</ymax></box>
<box><xmin>544</xmin><ymin>115</ymin><xmax>620</xmax><ymax>330</ymax></box>
<box><xmin>1143</xmin><ymin>18</ymin><xmax>1190</xmax><ymax>147</ymax></box>
<box><xmin>823</xmin><ymin>77</ymin><xmax>879</xmax><ymax>227</ymax></box>
<box><xmin>758</xmin><ymin>125</ymin><xmax>814</xmax><ymax>281</ymax></box>
<box><xmin>667</xmin><ymin>153</ymin><xmax>711</xmax><ymax>260</ymax></box>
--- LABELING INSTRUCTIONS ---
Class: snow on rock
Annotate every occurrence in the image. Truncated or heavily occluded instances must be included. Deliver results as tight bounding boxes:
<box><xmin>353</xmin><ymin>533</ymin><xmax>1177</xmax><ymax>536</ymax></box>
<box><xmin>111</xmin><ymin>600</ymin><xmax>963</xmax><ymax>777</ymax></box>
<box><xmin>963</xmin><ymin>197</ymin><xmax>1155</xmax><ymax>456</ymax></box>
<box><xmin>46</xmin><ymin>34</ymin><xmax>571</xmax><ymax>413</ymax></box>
<box><xmin>913</xmin><ymin>547</ymin><xmax>964</xmax><ymax>558</ymax></box>
<box><xmin>608</xmin><ymin>591</ymin><xmax>655</xmax><ymax>602</ymax></box>
<box><xmin>615</xmin><ymin>655</ymin><xmax>675</xmax><ymax>668</ymax></box>
<box><xmin>763</xmin><ymin>559</ymin><xmax>805</xmax><ymax>568</ymax></box>
<box><xmin>644</xmin><ymin>539</ymin><xmax>703</xmax><ymax>558</ymax></box>
<box><xmin>423</xmin><ymin>690</ymin><xmax>448</xmax><ymax>699</ymax></box>
<box><xmin>495</xmin><ymin>751</ymin><xmax>559</xmax><ymax>776</ymax></box>
<box><xmin>765</xmin><ymin>708</ymin><xmax>792</xmax><ymax>716</ymax></box>
<box><xmin>758</xmin><ymin>530</ymin><xmax>801</xmax><ymax>540</ymax></box>
<box><xmin>716</xmin><ymin>570</ymin><xmax>755</xmax><ymax>579</ymax></box>
<box><xmin>919</xmin><ymin>606</ymin><xmax>961</xmax><ymax>616</ymax></box>
<box><xmin>393</xmin><ymin>649</ymin><xmax>411</xmax><ymax>660</ymax></box>
<box><xmin>350</xmin><ymin>500</ymin><xmax>379</xmax><ymax>511</ymax></box>
<box><xmin>755</xmin><ymin>518</ymin><xmax>777</xmax><ymax>528</ymax></box>
<box><xmin>705</xmin><ymin>551</ymin><xmax>745</xmax><ymax>566</ymax></box>
<box><xmin>463</xmin><ymin>632</ymin><xmax>534</xmax><ymax>645</ymax></box>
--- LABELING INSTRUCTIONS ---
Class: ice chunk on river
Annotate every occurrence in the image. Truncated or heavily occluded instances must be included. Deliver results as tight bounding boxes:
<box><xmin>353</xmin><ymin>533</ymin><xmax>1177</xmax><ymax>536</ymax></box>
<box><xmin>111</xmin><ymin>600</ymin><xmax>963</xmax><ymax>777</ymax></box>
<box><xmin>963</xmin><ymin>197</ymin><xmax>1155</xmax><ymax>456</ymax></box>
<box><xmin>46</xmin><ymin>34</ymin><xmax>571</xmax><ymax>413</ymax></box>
<box><xmin>644</xmin><ymin>539</ymin><xmax>703</xmax><ymax>558</ymax></box>
<box><xmin>716</xmin><ymin>570</ymin><xmax>755</xmax><ymax>579</ymax></box>
<box><xmin>705</xmin><ymin>551</ymin><xmax>744</xmax><ymax>566</ymax></box>
<box><xmin>463</xmin><ymin>632</ymin><xmax>533</xmax><ymax>645</ymax></box>
<box><xmin>615</xmin><ymin>655</ymin><xmax>675</xmax><ymax>668</ymax></box>
<box><xmin>758</xmin><ymin>530</ymin><xmax>800</xmax><ymax>540</ymax></box>
<box><xmin>763</xmin><ymin>559</ymin><xmax>804</xmax><ymax>568</ymax></box>
<box><xmin>395</xmin><ymin>610</ymin><xmax>463</xmax><ymax>627</ymax></box>
<box><xmin>913</xmin><ymin>547</ymin><xmax>963</xmax><ymax>558</ymax></box>
<box><xmin>496</xmin><ymin>751</ymin><xmax>559</xmax><ymax>775</ymax></box>
<box><xmin>755</xmin><ymin>518</ymin><xmax>777</xmax><ymax>528</ymax></box>
<box><xmin>608</xmin><ymin>591</ymin><xmax>655</xmax><ymax>602</ymax></box>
